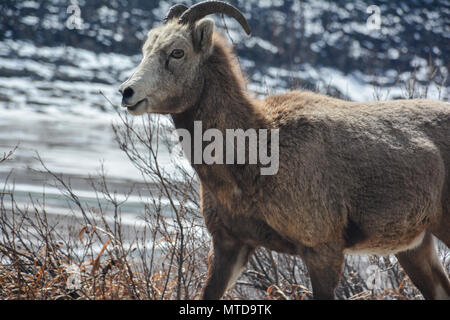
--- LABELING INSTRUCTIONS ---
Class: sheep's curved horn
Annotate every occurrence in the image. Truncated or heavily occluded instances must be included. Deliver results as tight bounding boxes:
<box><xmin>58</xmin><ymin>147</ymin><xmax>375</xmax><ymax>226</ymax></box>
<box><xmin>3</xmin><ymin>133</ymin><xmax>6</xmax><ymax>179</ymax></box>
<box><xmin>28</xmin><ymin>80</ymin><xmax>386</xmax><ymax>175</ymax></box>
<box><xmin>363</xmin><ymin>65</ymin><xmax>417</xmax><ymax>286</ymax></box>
<box><xmin>164</xmin><ymin>4</ymin><xmax>189</xmax><ymax>23</ymax></box>
<box><xmin>178</xmin><ymin>1</ymin><xmax>251</xmax><ymax>35</ymax></box>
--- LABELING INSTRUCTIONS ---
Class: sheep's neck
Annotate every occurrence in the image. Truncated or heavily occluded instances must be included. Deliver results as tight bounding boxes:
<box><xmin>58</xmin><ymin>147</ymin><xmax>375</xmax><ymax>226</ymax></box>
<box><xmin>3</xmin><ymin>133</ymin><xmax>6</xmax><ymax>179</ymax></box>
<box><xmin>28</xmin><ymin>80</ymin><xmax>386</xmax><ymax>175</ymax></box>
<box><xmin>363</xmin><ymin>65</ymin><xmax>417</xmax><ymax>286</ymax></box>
<box><xmin>171</xmin><ymin>42</ymin><xmax>265</xmax><ymax>201</ymax></box>
<box><xmin>172</xmin><ymin>43</ymin><xmax>264</xmax><ymax>134</ymax></box>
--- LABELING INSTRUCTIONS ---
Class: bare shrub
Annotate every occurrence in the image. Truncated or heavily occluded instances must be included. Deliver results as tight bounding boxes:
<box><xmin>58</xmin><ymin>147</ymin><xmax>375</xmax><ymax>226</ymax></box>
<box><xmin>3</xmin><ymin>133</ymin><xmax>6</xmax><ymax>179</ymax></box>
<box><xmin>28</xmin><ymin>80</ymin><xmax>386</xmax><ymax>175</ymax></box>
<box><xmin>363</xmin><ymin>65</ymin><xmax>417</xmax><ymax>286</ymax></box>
<box><xmin>0</xmin><ymin>114</ymin><xmax>208</xmax><ymax>300</ymax></box>
<box><xmin>0</xmin><ymin>145</ymin><xmax>17</xmax><ymax>165</ymax></box>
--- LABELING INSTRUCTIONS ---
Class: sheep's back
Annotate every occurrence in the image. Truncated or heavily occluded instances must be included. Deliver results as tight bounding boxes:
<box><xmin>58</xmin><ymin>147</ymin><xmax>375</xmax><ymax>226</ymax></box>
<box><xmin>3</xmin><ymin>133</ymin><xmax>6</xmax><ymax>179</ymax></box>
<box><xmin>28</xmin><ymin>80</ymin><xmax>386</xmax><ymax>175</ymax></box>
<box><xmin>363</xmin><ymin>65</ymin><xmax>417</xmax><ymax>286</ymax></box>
<box><xmin>260</xmin><ymin>92</ymin><xmax>449</xmax><ymax>247</ymax></box>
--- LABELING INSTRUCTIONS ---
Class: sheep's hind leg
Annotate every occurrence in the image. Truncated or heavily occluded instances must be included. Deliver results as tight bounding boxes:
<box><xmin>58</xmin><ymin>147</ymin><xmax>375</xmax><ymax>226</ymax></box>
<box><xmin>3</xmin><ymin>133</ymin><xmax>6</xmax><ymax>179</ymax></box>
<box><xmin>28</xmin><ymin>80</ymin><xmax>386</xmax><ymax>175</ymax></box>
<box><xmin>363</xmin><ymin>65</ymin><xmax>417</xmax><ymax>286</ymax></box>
<box><xmin>396</xmin><ymin>231</ymin><xmax>450</xmax><ymax>300</ymax></box>
<box><xmin>431</xmin><ymin>207</ymin><xmax>450</xmax><ymax>248</ymax></box>
<box><xmin>201</xmin><ymin>237</ymin><xmax>254</xmax><ymax>300</ymax></box>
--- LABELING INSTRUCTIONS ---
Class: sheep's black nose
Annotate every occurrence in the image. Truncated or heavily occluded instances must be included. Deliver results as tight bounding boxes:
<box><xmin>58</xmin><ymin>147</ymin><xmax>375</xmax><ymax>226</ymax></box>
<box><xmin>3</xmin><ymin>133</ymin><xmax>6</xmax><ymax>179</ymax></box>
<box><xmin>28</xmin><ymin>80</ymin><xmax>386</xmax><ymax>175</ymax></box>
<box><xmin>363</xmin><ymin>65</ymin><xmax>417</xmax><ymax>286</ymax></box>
<box><xmin>122</xmin><ymin>87</ymin><xmax>134</xmax><ymax>99</ymax></box>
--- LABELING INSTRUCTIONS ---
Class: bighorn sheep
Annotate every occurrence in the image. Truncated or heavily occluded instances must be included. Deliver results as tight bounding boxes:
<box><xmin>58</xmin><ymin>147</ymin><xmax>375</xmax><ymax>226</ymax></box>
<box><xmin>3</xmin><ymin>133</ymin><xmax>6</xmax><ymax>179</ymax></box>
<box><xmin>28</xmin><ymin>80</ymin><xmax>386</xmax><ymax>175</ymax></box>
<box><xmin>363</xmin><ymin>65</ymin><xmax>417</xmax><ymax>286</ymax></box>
<box><xmin>119</xmin><ymin>1</ymin><xmax>450</xmax><ymax>299</ymax></box>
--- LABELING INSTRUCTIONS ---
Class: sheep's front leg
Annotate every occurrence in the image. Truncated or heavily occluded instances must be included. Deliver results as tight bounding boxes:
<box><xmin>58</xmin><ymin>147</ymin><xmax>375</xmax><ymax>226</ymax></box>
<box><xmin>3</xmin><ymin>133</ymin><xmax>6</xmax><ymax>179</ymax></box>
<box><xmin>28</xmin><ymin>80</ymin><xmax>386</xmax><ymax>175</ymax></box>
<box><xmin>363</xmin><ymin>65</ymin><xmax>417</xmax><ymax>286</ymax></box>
<box><xmin>302</xmin><ymin>244</ymin><xmax>345</xmax><ymax>300</ymax></box>
<box><xmin>201</xmin><ymin>237</ymin><xmax>253</xmax><ymax>300</ymax></box>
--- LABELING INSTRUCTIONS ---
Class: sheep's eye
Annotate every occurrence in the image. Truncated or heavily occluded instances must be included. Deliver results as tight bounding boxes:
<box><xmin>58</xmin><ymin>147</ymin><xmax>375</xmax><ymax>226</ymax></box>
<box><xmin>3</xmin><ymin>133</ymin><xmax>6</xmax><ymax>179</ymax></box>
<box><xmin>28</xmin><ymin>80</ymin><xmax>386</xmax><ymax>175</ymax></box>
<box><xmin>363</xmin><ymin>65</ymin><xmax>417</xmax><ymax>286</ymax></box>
<box><xmin>170</xmin><ymin>49</ymin><xmax>184</xmax><ymax>59</ymax></box>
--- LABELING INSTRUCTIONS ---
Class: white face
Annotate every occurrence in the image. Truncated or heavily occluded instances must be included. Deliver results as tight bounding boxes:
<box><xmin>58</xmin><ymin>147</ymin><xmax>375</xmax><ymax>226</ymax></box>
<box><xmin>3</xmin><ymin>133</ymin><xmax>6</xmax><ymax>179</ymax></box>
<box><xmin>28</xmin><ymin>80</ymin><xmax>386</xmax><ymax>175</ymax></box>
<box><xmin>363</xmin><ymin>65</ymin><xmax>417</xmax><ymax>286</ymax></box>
<box><xmin>119</xmin><ymin>20</ymin><xmax>214</xmax><ymax>116</ymax></box>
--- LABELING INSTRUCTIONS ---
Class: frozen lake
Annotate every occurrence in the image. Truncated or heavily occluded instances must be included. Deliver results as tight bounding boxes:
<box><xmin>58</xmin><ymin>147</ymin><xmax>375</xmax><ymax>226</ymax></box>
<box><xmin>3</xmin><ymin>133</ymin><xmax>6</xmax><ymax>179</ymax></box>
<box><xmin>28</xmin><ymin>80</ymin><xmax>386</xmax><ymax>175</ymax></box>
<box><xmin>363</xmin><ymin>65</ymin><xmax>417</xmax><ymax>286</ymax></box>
<box><xmin>0</xmin><ymin>106</ymin><xmax>185</xmax><ymax>223</ymax></box>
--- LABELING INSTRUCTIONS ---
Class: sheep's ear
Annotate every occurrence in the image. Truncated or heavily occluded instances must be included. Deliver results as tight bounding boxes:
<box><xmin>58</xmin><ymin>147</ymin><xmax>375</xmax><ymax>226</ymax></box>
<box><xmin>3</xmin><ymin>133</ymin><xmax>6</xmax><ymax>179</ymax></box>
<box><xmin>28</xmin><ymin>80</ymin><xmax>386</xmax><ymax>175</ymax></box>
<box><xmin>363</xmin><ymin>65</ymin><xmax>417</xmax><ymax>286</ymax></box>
<box><xmin>192</xmin><ymin>18</ymin><xmax>214</xmax><ymax>55</ymax></box>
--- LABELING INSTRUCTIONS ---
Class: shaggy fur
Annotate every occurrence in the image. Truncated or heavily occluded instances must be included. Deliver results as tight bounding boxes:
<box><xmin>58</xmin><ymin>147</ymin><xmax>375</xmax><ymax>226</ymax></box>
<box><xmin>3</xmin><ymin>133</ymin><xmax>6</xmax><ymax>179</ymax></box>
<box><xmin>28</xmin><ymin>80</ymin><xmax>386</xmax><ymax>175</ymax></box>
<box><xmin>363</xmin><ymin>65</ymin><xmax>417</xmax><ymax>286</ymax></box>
<box><xmin>120</xmin><ymin>19</ymin><xmax>450</xmax><ymax>300</ymax></box>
